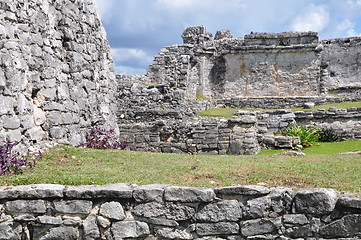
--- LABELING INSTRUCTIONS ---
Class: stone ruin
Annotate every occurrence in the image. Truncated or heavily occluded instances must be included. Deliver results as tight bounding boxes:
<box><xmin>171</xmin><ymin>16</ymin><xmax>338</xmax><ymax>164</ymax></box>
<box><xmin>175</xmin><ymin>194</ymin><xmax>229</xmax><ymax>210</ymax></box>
<box><xmin>0</xmin><ymin>1</ymin><xmax>360</xmax><ymax>156</ymax></box>
<box><xmin>0</xmin><ymin>0</ymin><xmax>118</xmax><ymax>152</ymax></box>
<box><xmin>116</xmin><ymin>26</ymin><xmax>361</xmax><ymax>155</ymax></box>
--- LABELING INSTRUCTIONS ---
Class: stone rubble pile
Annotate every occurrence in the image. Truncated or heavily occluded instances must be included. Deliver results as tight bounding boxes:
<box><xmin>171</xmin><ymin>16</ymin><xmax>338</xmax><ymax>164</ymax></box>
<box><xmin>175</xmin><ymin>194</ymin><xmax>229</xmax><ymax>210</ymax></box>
<box><xmin>0</xmin><ymin>184</ymin><xmax>360</xmax><ymax>239</ymax></box>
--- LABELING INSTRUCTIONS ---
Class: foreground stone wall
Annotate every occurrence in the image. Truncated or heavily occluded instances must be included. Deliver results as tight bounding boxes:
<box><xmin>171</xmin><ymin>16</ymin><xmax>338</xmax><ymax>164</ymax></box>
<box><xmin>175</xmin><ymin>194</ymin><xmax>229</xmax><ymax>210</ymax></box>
<box><xmin>0</xmin><ymin>184</ymin><xmax>360</xmax><ymax>239</ymax></box>
<box><xmin>0</xmin><ymin>0</ymin><xmax>118</xmax><ymax>152</ymax></box>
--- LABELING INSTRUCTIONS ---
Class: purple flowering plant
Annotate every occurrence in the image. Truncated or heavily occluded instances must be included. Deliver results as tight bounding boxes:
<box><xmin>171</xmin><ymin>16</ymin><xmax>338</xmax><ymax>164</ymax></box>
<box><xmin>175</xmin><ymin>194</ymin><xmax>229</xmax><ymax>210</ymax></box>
<box><xmin>0</xmin><ymin>142</ymin><xmax>42</xmax><ymax>176</ymax></box>
<box><xmin>80</xmin><ymin>126</ymin><xmax>132</xmax><ymax>150</ymax></box>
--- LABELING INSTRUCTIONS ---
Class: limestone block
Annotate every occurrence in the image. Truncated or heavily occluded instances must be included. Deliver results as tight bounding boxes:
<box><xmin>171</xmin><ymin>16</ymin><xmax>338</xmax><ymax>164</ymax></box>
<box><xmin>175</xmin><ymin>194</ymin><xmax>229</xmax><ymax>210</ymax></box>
<box><xmin>240</xmin><ymin>218</ymin><xmax>279</xmax><ymax>237</ymax></box>
<box><xmin>215</xmin><ymin>185</ymin><xmax>270</xmax><ymax>197</ymax></box>
<box><xmin>2</xmin><ymin>116</ymin><xmax>20</xmax><ymax>129</ymax></box>
<box><xmin>26</xmin><ymin>126</ymin><xmax>45</xmax><ymax>141</ymax></box>
<box><xmin>97</xmin><ymin>216</ymin><xmax>111</xmax><ymax>229</ymax></box>
<box><xmin>99</xmin><ymin>202</ymin><xmax>125</xmax><ymax>220</ymax></box>
<box><xmin>0</xmin><ymin>184</ymin><xmax>64</xmax><ymax>199</ymax></box>
<box><xmin>337</xmin><ymin>197</ymin><xmax>361</xmax><ymax>210</ymax></box>
<box><xmin>20</xmin><ymin>115</ymin><xmax>34</xmax><ymax>129</ymax></box>
<box><xmin>5</xmin><ymin>200</ymin><xmax>46</xmax><ymax>214</ymax></box>
<box><xmin>64</xmin><ymin>183</ymin><xmax>134</xmax><ymax>199</ymax></box>
<box><xmin>155</xmin><ymin>226</ymin><xmax>193</xmax><ymax>240</ymax></box>
<box><xmin>196</xmin><ymin>222</ymin><xmax>239</xmax><ymax>236</ymax></box>
<box><xmin>34</xmin><ymin>106</ymin><xmax>46</xmax><ymax>126</ymax></box>
<box><xmin>83</xmin><ymin>215</ymin><xmax>101</xmax><ymax>240</ymax></box>
<box><xmin>133</xmin><ymin>184</ymin><xmax>170</xmax><ymax>202</ymax></box>
<box><xmin>0</xmin><ymin>96</ymin><xmax>15</xmax><ymax>115</ymax></box>
<box><xmin>111</xmin><ymin>221</ymin><xmax>150</xmax><ymax>238</ymax></box>
<box><xmin>34</xmin><ymin>226</ymin><xmax>79</xmax><ymax>240</ymax></box>
<box><xmin>37</xmin><ymin>216</ymin><xmax>62</xmax><ymax>225</ymax></box>
<box><xmin>49</xmin><ymin>127</ymin><xmax>67</xmax><ymax>139</ymax></box>
<box><xmin>196</xmin><ymin>200</ymin><xmax>242</xmax><ymax>222</ymax></box>
<box><xmin>53</xmin><ymin>200</ymin><xmax>92</xmax><ymax>215</ymax></box>
<box><xmin>165</xmin><ymin>202</ymin><xmax>196</xmax><ymax>221</ymax></box>
<box><xmin>164</xmin><ymin>186</ymin><xmax>215</xmax><ymax>202</ymax></box>
<box><xmin>294</xmin><ymin>188</ymin><xmax>338</xmax><ymax>215</ymax></box>
<box><xmin>319</xmin><ymin>214</ymin><xmax>361</xmax><ymax>238</ymax></box>
<box><xmin>283</xmin><ymin>214</ymin><xmax>309</xmax><ymax>226</ymax></box>
<box><xmin>0</xmin><ymin>221</ymin><xmax>22</xmax><ymax>240</ymax></box>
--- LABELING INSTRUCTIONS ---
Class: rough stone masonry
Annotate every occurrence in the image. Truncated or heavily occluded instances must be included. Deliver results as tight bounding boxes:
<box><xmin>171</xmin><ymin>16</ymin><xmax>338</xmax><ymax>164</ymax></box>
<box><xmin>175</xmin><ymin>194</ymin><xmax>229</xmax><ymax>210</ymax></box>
<box><xmin>0</xmin><ymin>183</ymin><xmax>360</xmax><ymax>239</ymax></box>
<box><xmin>0</xmin><ymin>0</ymin><xmax>118</xmax><ymax>152</ymax></box>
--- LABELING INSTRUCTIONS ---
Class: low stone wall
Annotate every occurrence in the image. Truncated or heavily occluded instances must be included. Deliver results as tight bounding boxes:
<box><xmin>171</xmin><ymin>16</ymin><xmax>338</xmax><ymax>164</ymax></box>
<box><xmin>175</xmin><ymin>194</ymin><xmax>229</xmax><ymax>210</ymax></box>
<box><xmin>217</xmin><ymin>96</ymin><xmax>361</xmax><ymax>109</ymax></box>
<box><xmin>0</xmin><ymin>184</ymin><xmax>360</xmax><ymax>239</ymax></box>
<box><xmin>118</xmin><ymin>118</ymin><xmax>300</xmax><ymax>155</ymax></box>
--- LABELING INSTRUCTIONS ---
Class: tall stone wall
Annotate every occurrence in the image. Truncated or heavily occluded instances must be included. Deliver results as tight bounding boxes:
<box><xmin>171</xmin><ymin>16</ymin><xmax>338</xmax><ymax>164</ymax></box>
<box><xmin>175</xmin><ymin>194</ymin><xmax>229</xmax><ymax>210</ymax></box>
<box><xmin>147</xmin><ymin>26</ymin><xmax>324</xmax><ymax>99</ymax></box>
<box><xmin>321</xmin><ymin>37</ymin><xmax>361</xmax><ymax>93</ymax></box>
<box><xmin>147</xmin><ymin>26</ymin><xmax>361</xmax><ymax>100</ymax></box>
<box><xmin>0</xmin><ymin>183</ymin><xmax>360</xmax><ymax>239</ymax></box>
<box><xmin>0</xmin><ymin>0</ymin><xmax>118</xmax><ymax>151</ymax></box>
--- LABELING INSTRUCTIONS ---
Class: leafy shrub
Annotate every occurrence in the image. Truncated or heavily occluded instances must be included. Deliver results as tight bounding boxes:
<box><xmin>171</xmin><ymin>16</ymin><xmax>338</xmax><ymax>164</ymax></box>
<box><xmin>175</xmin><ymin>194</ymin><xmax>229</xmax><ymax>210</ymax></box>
<box><xmin>283</xmin><ymin>125</ymin><xmax>319</xmax><ymax>147</ymax></box>
<box><xmin>0</xmin><ymin>142</ymin><xmax>42</xmax><ymax>176</ymax></box>
<box><xmin>80</xmin><ymin>126</ymin><xmax>132</xmax><ymax>150</ymax></box>
<box><xmin>318</xmin><ymin>127</ymin><xmax>343</xmax><ymax>142</ymax></box>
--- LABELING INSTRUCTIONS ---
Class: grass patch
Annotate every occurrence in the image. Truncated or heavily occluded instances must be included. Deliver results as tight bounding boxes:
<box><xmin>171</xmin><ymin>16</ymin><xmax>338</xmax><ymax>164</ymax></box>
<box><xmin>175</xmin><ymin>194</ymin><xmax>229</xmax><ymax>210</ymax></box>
<box><xmin>0</xmin><ymin>144</ymin><xmax>360</xmax><ymax>193</ymax></box>
<box><xmin>198</xmin><ymin>100</ymin><xmax>361</xmax><ymax>118</ymax></box>
<box><xmin>198</xmin><ymin>108</ymin><xmax>239</xmax><ymax>118</ymax></box>
<box><xmin>258</xmin><ymin>141</ymin><xmax>361</xmax><ymax>155</ymax></box>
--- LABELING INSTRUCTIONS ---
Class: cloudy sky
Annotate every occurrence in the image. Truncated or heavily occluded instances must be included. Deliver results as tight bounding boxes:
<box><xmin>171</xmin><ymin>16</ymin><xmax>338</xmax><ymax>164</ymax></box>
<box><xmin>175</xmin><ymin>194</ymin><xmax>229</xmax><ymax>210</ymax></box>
<box><xmin>93</xmin><ymin>0</ymin><xmax>361</xmax><ymax>75</ymax></box>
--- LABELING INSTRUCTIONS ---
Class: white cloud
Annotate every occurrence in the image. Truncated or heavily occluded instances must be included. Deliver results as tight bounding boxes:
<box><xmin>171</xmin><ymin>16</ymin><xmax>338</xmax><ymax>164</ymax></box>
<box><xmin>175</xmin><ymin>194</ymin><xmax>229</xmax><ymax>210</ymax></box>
<box><xmin>346</xmin><ymin>0</ymin><xmax>361</xmax><ymax>8</ymax></box>
<box><xmin>110</xmin><ymin>48</ymin><xmax>154</xmax><ymax>74</ymax></box>
<box><xmin>114</xmin><ymin>65</ymin><xmax>146</xmax><ymax>75</ymax></box>
<box><xmin>291</xmin><ymin>4</ymin><xmax>330</xmax><ymax>32</ymax></box>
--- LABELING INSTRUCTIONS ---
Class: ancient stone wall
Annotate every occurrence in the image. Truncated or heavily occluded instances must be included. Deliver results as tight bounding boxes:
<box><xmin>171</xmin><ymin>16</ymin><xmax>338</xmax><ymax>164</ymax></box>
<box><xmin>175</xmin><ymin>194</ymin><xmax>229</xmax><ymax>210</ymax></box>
<box><xmin>0</xmin><ymin>183</ymin><xmax>360</xmax><ymax>239</ymax></box>
<box><xmin>147</xmin><ymin>26</ymin><xmax>325</xmax><ymax>99</ymax></box>
<box><xmin>0</xmin><ymin>0</ymin><xmax>118</xmax><ymax>152</ymax></box>
<box><xmin>116</xmin><ymin>75</ymin><xmax>213</xmax><ymax>124</ymax></box>
<box><xmin>321</xmin><ymin>37</ymin><xmax>361</xmax><ymax>93</ymax></box>
<box><xmin>117</xmin><ymin>107</ymin><xmax>360</xmax><ymax>155</ymax></box>
<box><xmin>147</xmin><ymin>26</ymin><xmax>361</xmax><ymax>100</ymax></box>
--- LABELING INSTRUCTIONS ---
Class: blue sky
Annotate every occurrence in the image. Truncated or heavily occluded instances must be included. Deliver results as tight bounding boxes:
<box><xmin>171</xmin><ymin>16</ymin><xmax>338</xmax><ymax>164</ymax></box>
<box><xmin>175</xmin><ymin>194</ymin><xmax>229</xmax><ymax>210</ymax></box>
<box><xmin>93</xmin><ymin>0</ymin><xmax>361</xmax><ymax>75</ymax></box>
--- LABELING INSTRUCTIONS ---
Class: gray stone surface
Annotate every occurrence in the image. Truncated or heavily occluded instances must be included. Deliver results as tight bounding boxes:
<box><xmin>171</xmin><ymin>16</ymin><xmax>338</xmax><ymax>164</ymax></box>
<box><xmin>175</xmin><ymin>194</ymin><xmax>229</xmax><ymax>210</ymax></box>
<box><xmin>111</xmin><ymin>221</ymin><xmax>150</xmax><ymax>238</ymax></box>
<box><xmin>155</xmin><ymin>227</ymin><xmax>193</xmax><ymax>240</ymax></box>
<box><xmin>240</xmin><ymin>218</ymin><xmax>279</xmax><ymax>237</ymax></box>
<box><xmin>320</xmin><ymin>214</ymin><xmax>361</xmax><ymax>238</ymax></box>
<box><xmin>196</xmin><ymin>222</ymin><xmax>240</xmax><ymax>236</ymax></box>
<box><xmin>37</xmin><ymin>216</ymin><xmax>62</xmax><ymax>225</ymax></box>
<box><xmin>0</xmin><ymin>221</ymin><xmax>22</xmax><ymax>240</ymax></box>
<box><xmin>36</xmin><ymin>226</ymin><xmax>79</xmax><ymax>240</ymax></box>
<box><xmin>53</xmin><ymin>200</ymin><xmax>92</xmax><ymax>214</ymax></box>
<box><xmin>294</xmin><ymin>188</ymin><xmax>338</xmax><ymax>215</ymax></box>
<box><xmin>83</xmin><ymin>215</ymin><xmax>101</xmax><ymax>240</ymax></box>
<box><xmin>0</xmin><ymin>184</ymin><xmax>64</xmax><ymax>199</ymax></box>
<box><xmin>5</xmin><ymin>200</ymin><xmax>46</xmax><ymax>214</ymax></box>
<box><xmin>0</xmin><ymin>0</ymin><xmax>118</xmax><ymax>153</ymax></box>
<box><xmin>99</xmin><ymin>201</ymin><xmax>125</xmax><ymax>220</ymax></box>
<box><xmin>215</xmin><ymin>185</ymin><xmax>270</xmax><ymax>197</ymax></box>
<box><xmin>133</xmin><ymin>184</ymin><xmax>169</xmax><ymax>202</ymax></box>
<box><xmin>196</xmin><ymin>200</ymin><xmax>241</xmax><ymax>222</ymax></box>
<box><xmin>338</xmin><ymin>197</ymin><xmax>361</xmax><ymax>210</ymax></box>
<box><xmin>164</xmin><ymin>186</ymin><xmax>215</xmax><ymax>202</ymax></box>
<box><xmin>64</xmin><ymin>183</ymin><xmax>134</xmax><ymax>199</ymax></box>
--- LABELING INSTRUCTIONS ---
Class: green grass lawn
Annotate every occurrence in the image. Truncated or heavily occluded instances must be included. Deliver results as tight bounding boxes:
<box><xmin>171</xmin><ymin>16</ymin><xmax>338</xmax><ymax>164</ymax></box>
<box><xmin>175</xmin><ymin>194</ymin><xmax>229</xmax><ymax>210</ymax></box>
<box><xmin>1</xmin><ymin>142</ymin><xmax>360</xmax><ymax>193</ymax></box>
<box><xmin>198</xmin><ymin>100</ymin><xmax>361</xmax><ymax>118</ymax></box>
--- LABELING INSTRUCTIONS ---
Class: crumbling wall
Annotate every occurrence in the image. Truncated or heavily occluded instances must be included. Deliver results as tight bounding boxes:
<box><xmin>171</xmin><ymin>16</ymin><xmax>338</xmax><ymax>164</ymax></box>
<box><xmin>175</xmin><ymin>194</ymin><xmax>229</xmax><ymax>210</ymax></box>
<box><xmin>0</xmin><ymin>0</ymin><xmax>118</xmax><ymax>152</ymax></box>
<box><xmin>0</xmin><ymin>184</ymin><xmax>360</xmax><ymax>239</ymax></box>
<box><xmin>147</xmin><ymin>26</ymin><xmax>324</xmax><ymax>99</ymax></box>
<box><xmin>322</xmin><ymin>37</ymin><xmax>361</xmax><ymax>94</ymax></box>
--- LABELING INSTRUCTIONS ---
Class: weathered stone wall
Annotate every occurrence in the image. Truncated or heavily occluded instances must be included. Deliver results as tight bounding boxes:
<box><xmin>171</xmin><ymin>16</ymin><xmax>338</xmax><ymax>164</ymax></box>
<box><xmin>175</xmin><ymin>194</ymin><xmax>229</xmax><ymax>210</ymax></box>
<box><xmin>147</xmin><ymin>26</ymin><xmax>361</xmax><ymax>100</ymax></box>
<box><xmin>0</xmin><ymin>0</ymin><xmax>118</xmax><ymax>152</ymax></box>
<box><xmin>321</xmin><ymin>37</ymin><xmax>361</xmax><ymax>93</ymax></box>
<box><xmin>116</xmin><ymin>75</ymin><xmax>213</xmax><ymax>124</ymax></box>
<box><xmin>0</xmin><ymin>183</ymin><xmax>360</xmax><ymax>239</ymax></box>
<box><xmin>147</xmin><ymin>26</ymin><xmax>325</xmax><ymax>99</ymax></box>
<box><xmin>117</xmin><ymin>107</ymin><xmax>360</xmax><ymax>155</ymax></box>
<box><xmin>217</xmin><ymin>95</ymin><xmax>361</xmax><ymax>109</ymax></box>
